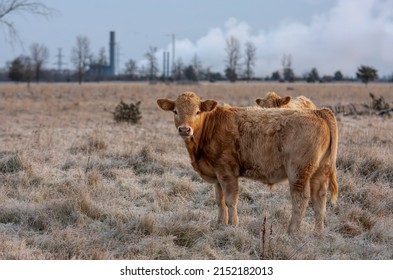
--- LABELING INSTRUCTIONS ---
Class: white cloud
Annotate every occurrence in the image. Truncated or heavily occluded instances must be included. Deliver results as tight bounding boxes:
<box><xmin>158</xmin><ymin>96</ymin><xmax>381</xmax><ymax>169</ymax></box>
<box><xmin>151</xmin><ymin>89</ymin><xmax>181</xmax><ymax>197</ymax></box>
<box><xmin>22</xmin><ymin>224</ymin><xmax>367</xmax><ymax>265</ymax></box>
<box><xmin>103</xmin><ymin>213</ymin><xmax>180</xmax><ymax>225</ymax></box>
<box><xmin>150</xmin><ymin>0</ymin><xmax>393</xmax><ymax>77</ymax></box>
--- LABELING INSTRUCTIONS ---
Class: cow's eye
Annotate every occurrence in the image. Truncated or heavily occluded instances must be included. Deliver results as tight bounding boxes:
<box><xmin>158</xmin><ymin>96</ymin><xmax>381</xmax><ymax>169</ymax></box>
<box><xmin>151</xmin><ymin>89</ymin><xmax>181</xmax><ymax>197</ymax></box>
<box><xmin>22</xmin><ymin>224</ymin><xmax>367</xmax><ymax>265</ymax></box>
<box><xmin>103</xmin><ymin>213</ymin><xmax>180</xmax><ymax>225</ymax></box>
<box><xmin>196</xmin><ymin>111</ymin><xmax>200</xmax><ymax>116</ymax></box>
<box><xmin>173</xmin><ymin>110</ymin><xmax>178</xmax><ymax>115</ymax></box>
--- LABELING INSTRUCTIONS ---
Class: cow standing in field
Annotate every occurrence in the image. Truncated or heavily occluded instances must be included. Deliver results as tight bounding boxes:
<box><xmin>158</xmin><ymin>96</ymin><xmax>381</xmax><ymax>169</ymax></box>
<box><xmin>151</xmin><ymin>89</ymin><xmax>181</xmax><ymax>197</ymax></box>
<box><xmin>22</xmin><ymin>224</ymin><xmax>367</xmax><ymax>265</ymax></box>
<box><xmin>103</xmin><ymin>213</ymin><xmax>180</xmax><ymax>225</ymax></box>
<box><xmin>256</xmin><ymin>91</ymin><xmax>316</xmax><ymax>109</ymax></box>
<box><xmin>157</xmin><ymin>92</ymin><xmax>338</xmax><ymax>235</ymax></box>
<box><xmin>255</xmin><ymin>91</ymin><xmax>338</xmax><ymax>197</ymax></box>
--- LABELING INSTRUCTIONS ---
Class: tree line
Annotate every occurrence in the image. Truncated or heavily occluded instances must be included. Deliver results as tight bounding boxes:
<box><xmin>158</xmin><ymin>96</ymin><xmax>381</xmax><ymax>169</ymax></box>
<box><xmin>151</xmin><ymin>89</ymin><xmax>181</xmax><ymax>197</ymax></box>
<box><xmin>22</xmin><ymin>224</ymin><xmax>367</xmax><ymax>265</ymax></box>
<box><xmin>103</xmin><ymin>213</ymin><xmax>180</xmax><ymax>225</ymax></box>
<box><xmin>3</xmin><ymin>34</ymin><xmax>382</xmax><ymax>87</ymax></box>
<box><xmin>0</xmin><ymin>0</ymin><xmax>385</xmax><ymax>86</ymax></box>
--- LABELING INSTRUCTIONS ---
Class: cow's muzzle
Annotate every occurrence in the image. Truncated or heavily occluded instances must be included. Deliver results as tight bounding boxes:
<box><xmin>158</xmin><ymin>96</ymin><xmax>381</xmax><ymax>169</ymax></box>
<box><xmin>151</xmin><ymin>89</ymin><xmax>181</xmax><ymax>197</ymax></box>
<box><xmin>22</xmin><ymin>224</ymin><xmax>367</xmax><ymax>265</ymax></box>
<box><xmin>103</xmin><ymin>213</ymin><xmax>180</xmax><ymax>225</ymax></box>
<box><xmin>178</xmin><ymin>125</ymin><xmax>193</xmax><ymax>137</ymax></box>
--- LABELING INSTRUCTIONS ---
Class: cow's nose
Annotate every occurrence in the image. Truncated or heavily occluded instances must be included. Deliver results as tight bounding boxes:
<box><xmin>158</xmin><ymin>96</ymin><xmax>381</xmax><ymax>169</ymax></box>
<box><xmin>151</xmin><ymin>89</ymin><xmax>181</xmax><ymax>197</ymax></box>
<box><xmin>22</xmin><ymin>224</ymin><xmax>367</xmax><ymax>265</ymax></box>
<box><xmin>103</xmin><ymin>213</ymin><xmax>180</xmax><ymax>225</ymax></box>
<box><xmin>178</xmin><ymin>125</ymin><xmax>193</xmax><ymax>136</ymax></box>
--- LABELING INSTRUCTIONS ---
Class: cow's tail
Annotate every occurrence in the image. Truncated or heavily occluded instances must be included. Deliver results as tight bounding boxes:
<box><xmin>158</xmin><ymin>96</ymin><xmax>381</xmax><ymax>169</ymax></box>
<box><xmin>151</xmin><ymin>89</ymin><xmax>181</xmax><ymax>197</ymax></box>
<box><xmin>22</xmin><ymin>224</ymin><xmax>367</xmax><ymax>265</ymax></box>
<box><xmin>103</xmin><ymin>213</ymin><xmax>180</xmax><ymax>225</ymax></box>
<box><xmin>315</xmin><ymin>108</ymin><xmax>339</xmax><ymax>205</ymax></box>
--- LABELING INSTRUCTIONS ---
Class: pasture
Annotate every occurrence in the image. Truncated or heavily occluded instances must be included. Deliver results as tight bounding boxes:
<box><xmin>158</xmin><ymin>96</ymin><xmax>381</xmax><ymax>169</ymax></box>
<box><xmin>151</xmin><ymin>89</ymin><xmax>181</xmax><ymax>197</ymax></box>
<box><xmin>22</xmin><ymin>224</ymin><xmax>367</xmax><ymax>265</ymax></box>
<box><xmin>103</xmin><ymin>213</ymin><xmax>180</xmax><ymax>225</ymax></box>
<box><xmin>0</xmin><ymin>82</ymin><xmax>392</xmax><ymax>259</ymax></box>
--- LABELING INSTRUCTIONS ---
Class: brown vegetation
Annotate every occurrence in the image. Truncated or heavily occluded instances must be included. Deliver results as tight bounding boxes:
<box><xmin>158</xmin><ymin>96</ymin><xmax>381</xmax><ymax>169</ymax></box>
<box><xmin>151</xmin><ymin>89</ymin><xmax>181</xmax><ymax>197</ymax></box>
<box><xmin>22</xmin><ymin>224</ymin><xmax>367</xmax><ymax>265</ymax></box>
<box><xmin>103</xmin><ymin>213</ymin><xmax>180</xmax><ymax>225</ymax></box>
<box><xmin>0</xmin><ymin>82</ymin><xmax>392</xmax><ymax>259</ymax></box>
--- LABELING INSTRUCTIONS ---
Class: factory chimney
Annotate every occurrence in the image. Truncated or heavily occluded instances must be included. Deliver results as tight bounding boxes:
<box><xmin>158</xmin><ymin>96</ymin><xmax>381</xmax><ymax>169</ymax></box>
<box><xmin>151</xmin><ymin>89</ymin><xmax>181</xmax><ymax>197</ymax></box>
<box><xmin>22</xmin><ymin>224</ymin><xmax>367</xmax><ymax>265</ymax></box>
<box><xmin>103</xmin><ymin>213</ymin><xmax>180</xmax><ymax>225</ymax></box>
<box><xmin>109</xmin><ymin>31</ymin><xmax>115</xmax><ymax>75</ymax></box>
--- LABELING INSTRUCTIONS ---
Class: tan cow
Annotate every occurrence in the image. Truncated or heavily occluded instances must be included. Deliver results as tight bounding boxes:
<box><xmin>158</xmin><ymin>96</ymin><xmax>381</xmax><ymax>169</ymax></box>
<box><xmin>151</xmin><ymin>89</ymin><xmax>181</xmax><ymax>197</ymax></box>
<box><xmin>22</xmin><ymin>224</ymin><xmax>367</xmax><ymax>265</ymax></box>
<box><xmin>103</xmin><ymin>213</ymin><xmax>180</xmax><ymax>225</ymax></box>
<box><xmin>157</xmin><ymin>92</ymin><xmax>338</xmax><ymax>234</ymax></box>
<box><xmin>256</xmin><ymin>91</ymin><xmax>338</xmax><ymax>205</ymax></box>
<box><xmin>256</xmin><ymin>91</ymin><xmax>316</xmax><ymax>109</ymax></box>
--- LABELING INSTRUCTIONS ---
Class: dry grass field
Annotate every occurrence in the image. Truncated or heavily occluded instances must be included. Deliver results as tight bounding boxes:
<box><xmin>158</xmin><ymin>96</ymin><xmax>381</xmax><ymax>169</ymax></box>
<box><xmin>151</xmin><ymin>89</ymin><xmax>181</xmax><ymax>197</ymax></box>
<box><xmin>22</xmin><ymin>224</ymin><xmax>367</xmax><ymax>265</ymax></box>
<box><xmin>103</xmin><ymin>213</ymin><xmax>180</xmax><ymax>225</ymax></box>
<box><xmin>0</xmin><ymin>82</ymin><xmax>392</xmax><ymax>260</ymax></box>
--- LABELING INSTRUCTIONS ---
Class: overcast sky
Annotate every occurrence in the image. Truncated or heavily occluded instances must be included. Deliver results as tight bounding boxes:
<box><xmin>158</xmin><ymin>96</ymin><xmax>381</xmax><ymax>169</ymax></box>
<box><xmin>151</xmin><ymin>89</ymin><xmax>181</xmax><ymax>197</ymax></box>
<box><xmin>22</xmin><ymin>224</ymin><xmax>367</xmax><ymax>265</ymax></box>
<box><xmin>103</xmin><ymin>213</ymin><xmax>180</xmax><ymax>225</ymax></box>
<box><xmin>1</xmin><ymin>0</ymin><xmax>393</xmax><ymax>77</ymax></box>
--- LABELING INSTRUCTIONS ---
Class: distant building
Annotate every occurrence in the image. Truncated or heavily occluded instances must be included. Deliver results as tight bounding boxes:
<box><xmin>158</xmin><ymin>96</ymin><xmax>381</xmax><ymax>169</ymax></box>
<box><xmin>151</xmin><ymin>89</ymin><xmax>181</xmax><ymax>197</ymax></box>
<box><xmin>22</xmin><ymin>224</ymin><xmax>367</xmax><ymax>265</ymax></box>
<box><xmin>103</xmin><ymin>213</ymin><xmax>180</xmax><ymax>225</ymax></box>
<box><xmin>87</xmin><ymin>31</ymin><xmax>116</xmax><ymax>80</ymax></box>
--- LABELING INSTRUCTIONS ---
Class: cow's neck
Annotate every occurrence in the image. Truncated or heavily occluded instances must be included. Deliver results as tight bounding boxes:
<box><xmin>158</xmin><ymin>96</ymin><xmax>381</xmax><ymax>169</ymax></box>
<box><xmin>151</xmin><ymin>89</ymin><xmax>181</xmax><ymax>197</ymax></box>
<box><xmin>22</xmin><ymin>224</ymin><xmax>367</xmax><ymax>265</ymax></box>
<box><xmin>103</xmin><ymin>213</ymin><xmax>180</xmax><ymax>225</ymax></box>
<box><xmin>182</xmin><ymin>112</ymin><xmax>211</xmax><ymax>165</ymax></box>
<box><xmin>183</xmin><ymin>128</ymin><xmax>203</xmax><ymax>162</ymax></box>
<box><xmin>183</xmin><ymin>137</ymin><xmax>199</xmax><ymax>167</ymax></box>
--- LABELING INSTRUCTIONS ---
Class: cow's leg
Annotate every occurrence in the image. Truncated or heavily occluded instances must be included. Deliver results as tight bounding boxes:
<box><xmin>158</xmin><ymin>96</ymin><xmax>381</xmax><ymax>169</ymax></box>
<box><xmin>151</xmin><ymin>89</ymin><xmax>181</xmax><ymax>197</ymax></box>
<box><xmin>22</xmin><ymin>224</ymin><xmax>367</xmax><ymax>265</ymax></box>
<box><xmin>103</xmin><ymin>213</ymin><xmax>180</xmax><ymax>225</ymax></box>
<box><xmin>310</xmin><ymin>167</ymin><xmax>329</xmax><ymax>235</ymax></box>
<box><xmin>215</xmin><ymin>182</ymin><xmax>228</xmax><ymax>224</ymax></box>
<box><xmin>217</xmin><ymin>175</ymin><xmax>239</xmax><ymax>226</ymax></box>
<box><xmin>288</xmin><ymin>177</ymin><xmax>311</xmax><ymax>235</ymax></box>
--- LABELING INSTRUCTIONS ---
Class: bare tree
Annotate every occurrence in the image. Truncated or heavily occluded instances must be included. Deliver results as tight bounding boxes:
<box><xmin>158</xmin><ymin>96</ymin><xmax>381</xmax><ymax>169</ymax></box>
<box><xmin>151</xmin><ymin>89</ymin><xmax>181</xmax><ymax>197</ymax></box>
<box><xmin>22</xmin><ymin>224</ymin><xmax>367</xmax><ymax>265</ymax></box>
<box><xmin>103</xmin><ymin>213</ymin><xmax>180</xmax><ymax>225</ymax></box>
<box><xmin>20</xmin><ymin>54</ymin><xmax>32</xmax><ymax>86</ymax></box>
<box><xmin>96</xmin><ymin>47</ymin><xmax>107</xmax><ymax>81</ymax></box>
<box><xmin>138</xmin><ymin>65</ymin><xmax>147</xmax><ymax>79</ymax></box>
<box><xmin>244</xmin><ymin>41</ymin><xmax>256</xmax><ymax>81</ymax></box>
<box><xmin>282</xmin><ymin>54</ymin><xmax>294</xmax><ymax>82</ymax></box>
<box><xmin>174</xmin><ymin>57</ymin><xmax>184</xmax><ymax>80</ymax></box>
<box><xmin>29</xmin><ymin>42</ymin><xmax>49</xmax><ymax>83</ymax></box>
<box><xmin>144</xmin><ymin>46</ymin><xmax>158</xmax><ymax>82</ymax></box>
<box><xmin>124</xmin><ymin>58</ymin><xmax>138</xmax><ymax>80</ymax></box>
<box><xmin>225</xmin><ymin>36</ymin><xmax>241</xmax><ymax>82</ymax></box>
<box><xmin>191</xmin><ymin>53</ymin><xmax>203</xmax><ymax>81</ymax></box>
<box><xmin>71</xmin><ymin>35</ymin><xmax>91</xmax><ymax>84</ymax></box>
<box><xmin>0</xmin><ymin>0</ymin><xmax>54</xmax><ymax>41</ymax></box>
<box><xmin>97</xmin><ymin>47</ymin><xmax>107</xmax><ymax>66</ymax></box>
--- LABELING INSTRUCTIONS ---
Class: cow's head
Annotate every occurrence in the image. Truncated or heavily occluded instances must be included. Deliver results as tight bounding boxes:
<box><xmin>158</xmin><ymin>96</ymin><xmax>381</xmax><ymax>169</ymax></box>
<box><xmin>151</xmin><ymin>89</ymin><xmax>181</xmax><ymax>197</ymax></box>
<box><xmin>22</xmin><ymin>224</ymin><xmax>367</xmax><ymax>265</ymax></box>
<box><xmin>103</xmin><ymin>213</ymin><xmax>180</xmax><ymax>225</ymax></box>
<box><xmin>157</xmin><ymin>92</ymin><xmax>217</xmax><ymax>138</ymax></box>
<box><xmin>256</xmin><ymin>92</ymin><xmax>291</xmax><ymax>108</ymax></box>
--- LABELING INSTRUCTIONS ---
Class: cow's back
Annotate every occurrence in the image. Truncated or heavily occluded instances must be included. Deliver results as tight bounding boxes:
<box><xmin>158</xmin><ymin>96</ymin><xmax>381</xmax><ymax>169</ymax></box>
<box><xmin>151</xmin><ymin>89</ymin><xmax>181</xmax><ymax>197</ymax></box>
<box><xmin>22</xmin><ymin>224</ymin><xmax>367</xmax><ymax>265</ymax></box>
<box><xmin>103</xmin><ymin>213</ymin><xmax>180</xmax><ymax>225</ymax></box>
<box><xmin>292</xmin><ymin>96</ymin><xmax>316</xmax><ymax>109</ymax></box>
<box><xmin>235</xmin><ymin>108</ymin><xmax>330</xmax><ymax>184</ymax></box>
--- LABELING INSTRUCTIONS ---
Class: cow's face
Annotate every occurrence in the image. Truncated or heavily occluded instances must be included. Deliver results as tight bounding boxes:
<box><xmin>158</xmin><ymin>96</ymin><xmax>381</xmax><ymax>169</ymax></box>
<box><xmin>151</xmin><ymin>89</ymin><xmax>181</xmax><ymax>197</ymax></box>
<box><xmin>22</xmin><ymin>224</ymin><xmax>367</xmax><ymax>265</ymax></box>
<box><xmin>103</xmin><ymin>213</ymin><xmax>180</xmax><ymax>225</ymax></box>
<box><xmin>157</xmin><ymin>92</ymin><xmax>217</xmax><ymax>138</ymax></box>
<box><xmin>256</xmin><ymin>92</ymin><xmax>291</xmax><ymax>108</ymax></box>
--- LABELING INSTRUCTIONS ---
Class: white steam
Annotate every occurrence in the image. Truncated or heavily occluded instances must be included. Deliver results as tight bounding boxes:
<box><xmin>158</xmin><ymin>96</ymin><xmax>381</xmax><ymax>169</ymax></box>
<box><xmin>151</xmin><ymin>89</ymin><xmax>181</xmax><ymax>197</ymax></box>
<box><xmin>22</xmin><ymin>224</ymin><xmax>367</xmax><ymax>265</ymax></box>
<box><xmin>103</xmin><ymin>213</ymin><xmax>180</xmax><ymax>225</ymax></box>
<box><xmin>158</xmin><ymin>0</ymin><xmax>393</xmax><ymax>77</ymax></box>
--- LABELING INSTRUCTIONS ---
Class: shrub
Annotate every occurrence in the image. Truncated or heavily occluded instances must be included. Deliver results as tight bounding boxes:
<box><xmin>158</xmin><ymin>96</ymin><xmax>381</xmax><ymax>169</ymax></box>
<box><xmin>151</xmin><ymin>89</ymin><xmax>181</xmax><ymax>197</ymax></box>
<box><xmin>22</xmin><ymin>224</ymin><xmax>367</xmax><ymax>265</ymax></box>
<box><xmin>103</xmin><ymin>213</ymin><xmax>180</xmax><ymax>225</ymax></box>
<box><xmin>0</xmin><ymin>153</ymin><xmax>32</xmax><ymax>174</ymax></box>
<box><xmin>112</xmin><ymin>101</ymin><xmax>142</xmax><ymax>124</ymax></box>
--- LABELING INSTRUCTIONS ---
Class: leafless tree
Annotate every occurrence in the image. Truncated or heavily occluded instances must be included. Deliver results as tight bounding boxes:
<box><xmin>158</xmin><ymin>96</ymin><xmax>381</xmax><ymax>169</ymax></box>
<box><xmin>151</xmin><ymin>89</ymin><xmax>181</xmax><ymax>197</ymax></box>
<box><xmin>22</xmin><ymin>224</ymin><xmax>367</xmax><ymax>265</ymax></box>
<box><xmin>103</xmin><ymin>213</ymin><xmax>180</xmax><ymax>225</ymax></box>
<box><xmin>124</xmin><ymin>58</ymin><xmax>138</xmax><ymax>80</ymax></box>
<box><xmin>138</xmin><ymin>65</ymin><xmax>147</xmax><ymax>78</ymax></box>
<box><xmin>191</xmin><ymin>53</ymin><xmax>203</xmax><ymax>81</ymax></box>
<box><xmin>225</xmin><ymin>36</ymin><xmax>241</xmax><ymax>82</ymax></box>
<box><xmin>97</xmin><ymin>47</ymin><xmax>107</xmax><ymax>65</ymax></box>
<box><xmin>144</xmin><ymin>46</ymin><xmax>158</xmax><ymax>82</ymax></box>
<box><xmin>174</xmin><ymin>57</ymin><xmax>184</xmax><ymax>80</ymax></box>
<box><xmin>244</xmin><ymin>41</ymin><xmax>256</xmax><ymax>81</ymax></box>
<box><xmin>0</xmin><ymin>0</ymin><xmax>55</xmax><ymax>41</ymax></box>
<box><xmin>20</xmin><ymin>54</ymin><xmax>32</xmax><ymax>86</ymax></box>
<box><xmin>94</xmin><ymin>47</ymin><xmax>107</xmax><ymax>81</ymax></box>
<box><xmin>282</xmin><ymin>53</ymin><xmax>294</xmax><ymax>82</ymax></box>
<box><xmin>71</xmin><ymin>35</ymin><xmax>91</xmax><ymax>84</ymax></box>
<box><xmin>29</xmin><ymin>42</ymin><xmax>49</xmax><ymax>83</ymax></box>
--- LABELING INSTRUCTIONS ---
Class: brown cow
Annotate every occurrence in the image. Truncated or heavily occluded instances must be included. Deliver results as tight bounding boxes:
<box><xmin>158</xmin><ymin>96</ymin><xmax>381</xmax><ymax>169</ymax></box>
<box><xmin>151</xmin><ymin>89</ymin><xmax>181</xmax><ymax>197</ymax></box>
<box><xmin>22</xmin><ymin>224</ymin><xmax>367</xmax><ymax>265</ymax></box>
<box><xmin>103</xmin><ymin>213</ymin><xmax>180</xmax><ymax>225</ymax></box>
<box><xmin>256</xmin><ymin>91</ymin><xmax>316</xmax><ymax>109</ymax></box>
<box><xmin>255</xmin><ymin>91</ymin><xmax>338</xmax><ymax>205</ymax></box>
<box><xmin>157</xmin><ymin>92</ymin><xmax>338</xmax><ymax>234</ymax></box>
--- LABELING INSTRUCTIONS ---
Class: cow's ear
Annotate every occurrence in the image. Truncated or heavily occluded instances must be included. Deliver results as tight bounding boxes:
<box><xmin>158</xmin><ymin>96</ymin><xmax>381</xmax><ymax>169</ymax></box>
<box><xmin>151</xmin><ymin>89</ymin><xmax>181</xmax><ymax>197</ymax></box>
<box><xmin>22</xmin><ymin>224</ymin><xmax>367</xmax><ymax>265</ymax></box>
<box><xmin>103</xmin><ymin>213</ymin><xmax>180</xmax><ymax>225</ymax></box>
<box><xmin>157</xmin><ymin>99</ymin><xmax>175</xmax><ymax>111</ymax></box>
<box><xmin>279</xmin><ymin>96</ymin><xmax>291</xmax><ymax>106</ymax></box>
<box><xmin>201</xmin><ymin>99</ymin><xmax>218</xmax><ymax>112</ymax></box>
<box><xmin>255</xmin><ymin>98</ymin><xmax>262</xmax><ymax>106</ymax></box>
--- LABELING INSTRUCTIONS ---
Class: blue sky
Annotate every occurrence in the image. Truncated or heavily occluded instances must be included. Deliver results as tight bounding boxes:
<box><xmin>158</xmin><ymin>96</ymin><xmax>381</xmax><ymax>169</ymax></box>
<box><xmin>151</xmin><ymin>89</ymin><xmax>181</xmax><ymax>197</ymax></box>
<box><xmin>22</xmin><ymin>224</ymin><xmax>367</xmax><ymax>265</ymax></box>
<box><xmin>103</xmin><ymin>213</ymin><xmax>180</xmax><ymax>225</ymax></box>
<box><xmin>1</xmin><ymin>0</ymin><xmax>393</xmax><ymax>77</ymax></box>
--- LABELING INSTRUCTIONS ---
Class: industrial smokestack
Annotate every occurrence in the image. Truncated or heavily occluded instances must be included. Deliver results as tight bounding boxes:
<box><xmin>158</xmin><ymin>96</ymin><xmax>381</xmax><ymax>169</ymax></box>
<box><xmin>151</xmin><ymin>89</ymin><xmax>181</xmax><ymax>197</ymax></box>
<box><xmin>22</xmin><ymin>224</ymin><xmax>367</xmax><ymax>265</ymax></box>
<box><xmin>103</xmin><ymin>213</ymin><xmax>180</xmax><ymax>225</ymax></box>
<box><xmin>109</xmin><ymin>31</ymin><xmax>115</xmax><ymax>75</ymax></box>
